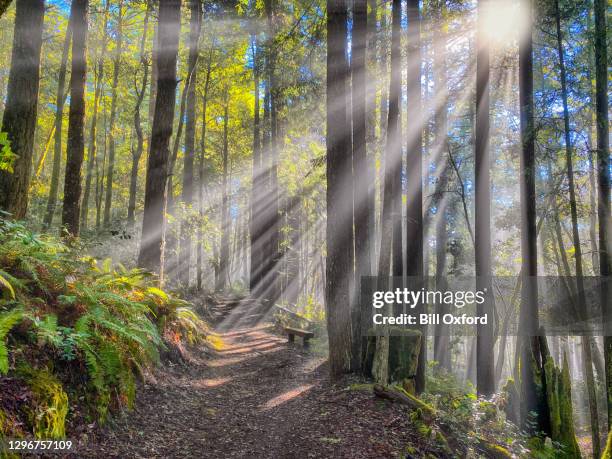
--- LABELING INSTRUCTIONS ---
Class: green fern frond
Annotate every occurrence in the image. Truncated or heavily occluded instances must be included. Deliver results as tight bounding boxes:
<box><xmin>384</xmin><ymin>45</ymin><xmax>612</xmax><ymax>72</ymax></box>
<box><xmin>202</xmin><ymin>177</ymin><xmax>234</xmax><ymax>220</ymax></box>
<box><xmin>0</xmin><ymin>272</ymin><xmax>14</xmax><ymax>300</ymax></box>
<box><xmin>0</xmin><ymin>308</ymin><xmax>23</xmax><ymax>374</ymax></box>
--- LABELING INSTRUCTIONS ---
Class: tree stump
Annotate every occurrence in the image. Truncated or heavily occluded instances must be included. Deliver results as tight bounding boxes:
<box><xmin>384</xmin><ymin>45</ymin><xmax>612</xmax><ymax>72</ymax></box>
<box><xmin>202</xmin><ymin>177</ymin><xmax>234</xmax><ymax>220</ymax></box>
<box><xmin>372</xmin><ymin>327</ymin><xmax>421</xmax><ymax>393</ymax></box>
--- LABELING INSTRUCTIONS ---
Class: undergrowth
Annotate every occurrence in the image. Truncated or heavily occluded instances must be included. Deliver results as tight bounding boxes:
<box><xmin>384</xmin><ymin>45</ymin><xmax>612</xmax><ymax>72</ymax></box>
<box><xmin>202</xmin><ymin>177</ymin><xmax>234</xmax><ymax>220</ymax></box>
<box><xmin>0</xmin><ymin>218</ymin><xmax>210</xmax><ymax>452</ymax></box>
<box><xmin>419</xmin><ymin>362</ymin><xmax>563</xmax><ymax>457</ymax></box>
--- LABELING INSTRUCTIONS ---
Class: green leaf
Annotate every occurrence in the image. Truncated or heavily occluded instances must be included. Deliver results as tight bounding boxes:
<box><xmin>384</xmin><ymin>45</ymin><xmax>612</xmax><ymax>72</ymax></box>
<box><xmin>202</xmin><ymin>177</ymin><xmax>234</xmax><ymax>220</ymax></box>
<box><xmin>0</xmin><ymin>272</ymin><xmax>15</xmax><ymax>300</ymax></box>
<box><xmin>146</xmin><ymin>287</ymin><xmax>169</xmax><ymax>301</ymax></box>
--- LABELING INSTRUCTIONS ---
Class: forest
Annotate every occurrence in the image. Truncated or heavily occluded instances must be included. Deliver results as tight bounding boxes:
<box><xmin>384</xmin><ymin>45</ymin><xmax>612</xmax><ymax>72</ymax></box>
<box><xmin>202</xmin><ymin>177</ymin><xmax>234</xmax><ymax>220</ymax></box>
<box><xmin>0</xmin><ymin>0</ymin><xmax>610</xmax><ymax>456</ymax></box>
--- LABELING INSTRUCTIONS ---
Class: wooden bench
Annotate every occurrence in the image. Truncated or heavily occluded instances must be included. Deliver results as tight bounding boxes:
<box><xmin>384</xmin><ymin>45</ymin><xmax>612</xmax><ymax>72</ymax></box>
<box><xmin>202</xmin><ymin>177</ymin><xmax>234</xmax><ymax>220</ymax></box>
<box><xmin>284</xmin><ymin>327</ymin><xmax>314</xmax><ymax>347</ymax></box>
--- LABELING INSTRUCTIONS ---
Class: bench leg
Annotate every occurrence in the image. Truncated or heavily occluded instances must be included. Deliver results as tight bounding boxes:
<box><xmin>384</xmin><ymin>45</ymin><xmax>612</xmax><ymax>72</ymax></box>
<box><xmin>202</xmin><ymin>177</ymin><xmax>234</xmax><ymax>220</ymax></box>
<box><xmin>303</xmin><ymin>337</ymin><xmax>310</xmax><ymax>348</ymax></box>
<box><xmin>288</xmin><ymin>334</ymin><xmax>295</xmax><ymax>343</ymax></box>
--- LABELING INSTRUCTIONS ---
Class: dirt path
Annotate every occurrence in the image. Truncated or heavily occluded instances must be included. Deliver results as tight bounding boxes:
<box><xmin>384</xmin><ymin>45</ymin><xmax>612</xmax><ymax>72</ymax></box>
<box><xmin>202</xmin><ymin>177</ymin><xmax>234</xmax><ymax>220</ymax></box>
<box><xmin>77</xmin><ymin>324</ymin><xmax>427</xmax><ymax>458</ymax></box>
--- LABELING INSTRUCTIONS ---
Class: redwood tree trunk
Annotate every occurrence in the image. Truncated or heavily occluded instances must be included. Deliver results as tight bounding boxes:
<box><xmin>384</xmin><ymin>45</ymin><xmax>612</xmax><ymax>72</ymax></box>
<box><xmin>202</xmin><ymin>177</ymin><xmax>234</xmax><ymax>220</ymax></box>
<box><xmin>128</xmin><ymin>1</ymin><xmax>152</xmax><ymax>228</ymax></box>
<box><xmin>405</xmin><ymin>0</ymin><xmax>425</xmax><ymax>394</ymax></box>
<box><xmin>138</xmin><ymin>0</ymin><xmax>181</xmax><ymax>277</ymax></box>
<box><xmin>517</xmin><ymin>0</ymin><xmax>547</xmax><ymax>434</ymax></box>
<box><xmin>103</xmin><ymin>0</ymin><xmax>124</xmax><ymax>227</ymax></box>
<box><xmin>371</xmin><ymin>0</ymin><xmax>401</xmax><ymax>385</ymax></box>
<box><xmin>249</xmin><ymin>35</ymin><xmax>263</xmax><ymax>293</ymax></box>
<box><xmin>475</xmin><ymin>0</ymin><xmax>495</xmax><ymax>397</ymax></box>
<box><xmin>217</xmin><ymin>101</ymin><xmax>230</xmax><ymax>291</ymax></box>
<box><xmin>432</xmin><ymin>1</ymin><xmax>451</xmax><ymax>373</ymax></box>
<box><xmin>61</xmin><ymin>0</ymin><xmax>88</xmax><ymax>236</ymax></box>
<box><xmin>326</xmin><ymin>0</ymin><xmax>353</xmax><ymax>377</ymax></box>
<box><xmin>197</xmin><ymin>59</ymin><xmax>212</xmax><ymax>291</ymax></box>
<box><xmin>179</xmin><ymin>0</ymin><xmax>202</xmax><ymax>286</ymax></box>
<box><xmin>594</xmin><ymin>0</ymin><xmax>612</xmax><ymax>430</ymax></box>
<box><xmin>351</xmin><ymin>0</ymin><xmax>368</xmax><ymax>371</ymax></box>
<box><xmin>0</xmin><ymin>0</ymin><xmax>45</xmax><ymax>219</ymax></box>
<box><xmin>43</xmin><ymin>18</ymin><xmax>71</xmax><ymax>229</ymax></box>
<box><xmin>80</xmin><ymin>0</ymin><xmax>110</xmax><ymax>230</ymax></box>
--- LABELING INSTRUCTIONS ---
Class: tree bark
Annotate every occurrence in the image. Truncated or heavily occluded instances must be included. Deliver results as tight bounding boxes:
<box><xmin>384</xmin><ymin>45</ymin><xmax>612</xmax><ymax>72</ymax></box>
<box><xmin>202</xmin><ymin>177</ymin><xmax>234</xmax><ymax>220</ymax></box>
<box><xmin>259</xmin><ymin>0</ymin><xmax>281</xmax><ymax>304</ymax></box>
<box><xmin>326</xmin><ymin>0</ymin><xmax>352</xmax><ymax>377</ymax></box>
<box><xmin>475</xmin><ymin>0</ymin><xmax>495</xmax><ymax>397</ymax></box>
<box><xmin>138</xmin><ymin>0</ymin><xmax>181</xmax><ymax>277</ymax></box>
<box><xmin>61</xmin><ymin>0</ymin><xmax>88</xmax><ymax>237</ymax></box>
<box><xmin>178</xmin><ymin>0</ymin><xmax>202</xmax><ymax>286</ymax></box>
<box><xmin>405</xmin><ymin>0</ymin><xmax>425</xmax><ymax>393</ymax></box>
<box><xmin>351</xmin><ymin>0</ymin><xmax>369</xmax><ymax>371</ymax></box>
<box><xmin>197</xmin><ymin>56</ymin><xmax>212</xmax><ymax>291</ymax></box>
<box><xmin>95</xmin><ymin>110</ymin><xmax>107</xmax><ymax>230</ymax></box>
<box><xmin>432</xmin><ymin>0</ymin><xmax>451</xmax><ymax>373</ymax></box>
<box><xmin>80</xmin><ymin>0</ymin><xmax>110</xmax><ymax>230</ymax></box>
<box><xmin>103</xmin><ymin>0</ymin><xmax>124</xmax><ymax>227</ymax></box>
<box><xmin>517</xmin><ymin>0</ymin><xmax>547</xmax><ymax>435</ymax></box>
<box><xmin>0</xmin><ymin>0</ymin><xmax>45</xmax><ymax>219</ymax></box>
<box><xmin>43</xmin><ymin>18</ymin><xmax>71</xmax><ymax>229</ymax></box>
<box><xmin>217</xmin><ymin>100</ymin><xmax>230</xmax><ymax>291</ymax></box>
<box><xmin>593</xmin><ymin>0</ymin><xmax>612</xmax><ymax>431</ymax></box>
<box><xmin>366</xmin><ymin>0</ymin><xmax>376</xmax><ymax>274</ymax></box>
<box><xmin>128</xmin><ymin>1</ymin><xmax>152</xmax><ymax>228</ymax></box>
<box><xmin>249</xmin><ymin>35</ymin><xmax>263</xmax><ymax>293</ymax></box>
<box><xmin>372</xmin><ymin>0</ymin><xmax>401</xmax><ymax>385</ymax></box>
<box><xmin>375</xmin><ymin>2</ymin><xmax>388</xmax><ymax>257</ymax></box>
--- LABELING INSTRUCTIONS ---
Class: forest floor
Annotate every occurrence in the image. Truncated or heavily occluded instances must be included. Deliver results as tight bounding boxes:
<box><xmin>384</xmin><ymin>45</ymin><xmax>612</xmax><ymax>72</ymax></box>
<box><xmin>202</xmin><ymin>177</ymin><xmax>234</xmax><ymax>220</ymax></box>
<box><xmin>70</xmin><ymin>304</ymin><xmax>434</xmax><ymax>459</ymax></box>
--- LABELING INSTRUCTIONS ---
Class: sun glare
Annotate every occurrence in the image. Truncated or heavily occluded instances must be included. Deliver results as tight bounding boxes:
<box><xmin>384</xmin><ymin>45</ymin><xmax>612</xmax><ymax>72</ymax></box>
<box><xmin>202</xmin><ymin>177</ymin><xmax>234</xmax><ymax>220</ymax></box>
<box><xmin>481</xmin><ymin>1</ymin><xmax>527</xmax><ymax>48</ymax></box>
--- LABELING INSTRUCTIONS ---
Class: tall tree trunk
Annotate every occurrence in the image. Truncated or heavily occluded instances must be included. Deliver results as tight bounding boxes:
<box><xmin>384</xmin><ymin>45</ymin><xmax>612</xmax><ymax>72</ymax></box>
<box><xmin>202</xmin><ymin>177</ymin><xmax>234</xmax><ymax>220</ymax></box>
<box><xmin>217</xmin><ymin>100</ymin><xmax>230</xmax><ymax>292</ymax></box>
<box><xmin>128</xmin><ymin>1</ymin><xmax>152</xmax><ymax>229</ymax></box>
<box><xmin>249</xmin><ymin>35</ymin><xmax>263</xmax><ymax>293</ymax></box>
<box><xmin>432</xmin><ymin>1</ymin><xmax>450</xmax><ymax>373</ymax></box>
<box><xmin>517</xmin><ymin>0</ymin><xmax>547</xmax><ymax>434</ymax></box>
<box><xmin>589</xmin><ymin>148</ymin><xmax>600</xmax><ymax>274</ymax></box>
<box><xmin>593</xmin><ymin>0</ymin><xmax>612</xmax><ymax>431</ymax></box>
<box><xmin>96</xmin><ymin>112</ymin><xmax>107</xmax><ymax>230</ymax></box>
<box><xmin>103</xmin><ymin>0</ymin><xmax>124</xmax><ymax>227</ymax></box>
<box><xmin>283</xmin><ymin>194</ymin><xmax>301</xmax><ymax>305</ymax></box>
<box><xmin>165</xmin><ymin>50</ymin><xmax>196</xmax><ymax>281</ymax></box>
<box><xmin>80</xmin><ymin>0</ymin><xmax>110</xmax><ymax>230</ymax></box>
<box><xmin>197</xmin><ymin>57</ymin><xmax>212</xmax><ymax>291</ymax></box>
<box><xmin>0</xmin><ymin>0</ymin><xmax>45</xmax><ymax>219</ymax></box>
<box><xmin>366</xmin><ymin>0</ymin><xmax>376</xmax><ymax>275</ymax></box>
<box><xmin>376</xmin><ymin>2</ymin><xmax>388</xmax><ymax>257</ymax></box>
<box><xmin>389</xmin><ymin>0</ymin><xmax>402</xmax><ymax>281</ymax></box>
<box><xmin>326</xmin><ymin>0</ymin><xmax>352</xmax><ymax>377</ymax></box>
<box><xmin>61</xmin><ymin>0</ymin><xmax>88</xmax><ymax>237</ymax></box>
<box><xmin>261</xmin><ymin>0</ymin><xmax>281</xmax><ymax>304</ymax></box>
<box><xmin>351</xmin><ymin>0</ymin><xmax>369</xmax><ymax>371</ymax></box>
<box><xmin>43</xmin><ymin>19</ymin><xmax>71</xmax><ymax>229</ymax></box>
<box><xmin>553</xmin><ymin>0</ymin><xmax>600</xmax><ymax>453</ymax></box>
<box><xmin>179</xmin><ymin>0</ymin><xmax>202</xmax><ymax>286</ymax></box>
<box><xmin>475</xmin><ymin>0</ymin><xmax>495</xmax><ymax>396</ymax></box>
<box><xmin>405</xmin><ymin>0</ymin><xmax>425</xmax><ymax>393</ymax></box>
<box><xmin>372</xmin><ymin>0</ymin><xmax>401</xmax><ymax>385</ymax></box>
<box><xmin>95</xmin><ymin>110</ymin><xmax>107</xmax><ymax>230</ymax></box>
<box><xmin>138</xmin><ymin>0</ymin><xmax>181</xmax><ymax>277</ymax></box>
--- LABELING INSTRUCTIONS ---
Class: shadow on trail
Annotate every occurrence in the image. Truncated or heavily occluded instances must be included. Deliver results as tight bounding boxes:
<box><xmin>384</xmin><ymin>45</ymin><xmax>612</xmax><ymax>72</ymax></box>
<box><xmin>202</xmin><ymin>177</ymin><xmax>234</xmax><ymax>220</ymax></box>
<box><xmin>78</xmin><ymin>300</ymin><xmax>421</xmax><ymax>458</ymax></box>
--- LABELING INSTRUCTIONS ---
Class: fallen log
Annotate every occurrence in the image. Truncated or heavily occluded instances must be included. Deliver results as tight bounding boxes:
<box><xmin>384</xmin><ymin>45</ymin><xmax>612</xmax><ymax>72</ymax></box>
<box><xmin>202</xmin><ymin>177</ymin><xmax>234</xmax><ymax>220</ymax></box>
<box><xmin>373</xmin><ymin>384</ymin><xmax>435</xmax><ymax>421</ymax></box>
<box><xmin>373</xmin><ymin>385</ymin><xmax>513</xmax><ymax>457</ymax></box>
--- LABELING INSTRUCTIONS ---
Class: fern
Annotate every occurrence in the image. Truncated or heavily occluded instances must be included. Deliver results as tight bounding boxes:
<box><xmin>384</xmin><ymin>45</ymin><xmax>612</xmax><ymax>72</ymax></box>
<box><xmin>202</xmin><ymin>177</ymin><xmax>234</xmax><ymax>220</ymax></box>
<box><xmin>0</xmin><ymin>309</ymin><xmax>23</xmax><ymax>374</ymax></box>
<box><xmin>0</xmin><ymin>217</ymin><xmax>210</xmax><ymax>429</ymax></box>
<box><xmin>32</xmin><ymin>314</ymin><xmax>60</xmax><ymax>347</ymax></box>
<box><xmin>0</xmin><ymin>271</ymin><xmax>14</xmax><ymax>300</ymax></box>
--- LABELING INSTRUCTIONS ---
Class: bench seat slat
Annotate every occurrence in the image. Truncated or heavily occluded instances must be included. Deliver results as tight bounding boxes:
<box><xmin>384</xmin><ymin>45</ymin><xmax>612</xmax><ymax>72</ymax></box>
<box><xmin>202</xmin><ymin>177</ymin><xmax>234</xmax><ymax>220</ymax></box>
<box><xmin>283</xmin><ymin>327</ymin><xmax>314</xmax><ymax>339</ymax></box>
